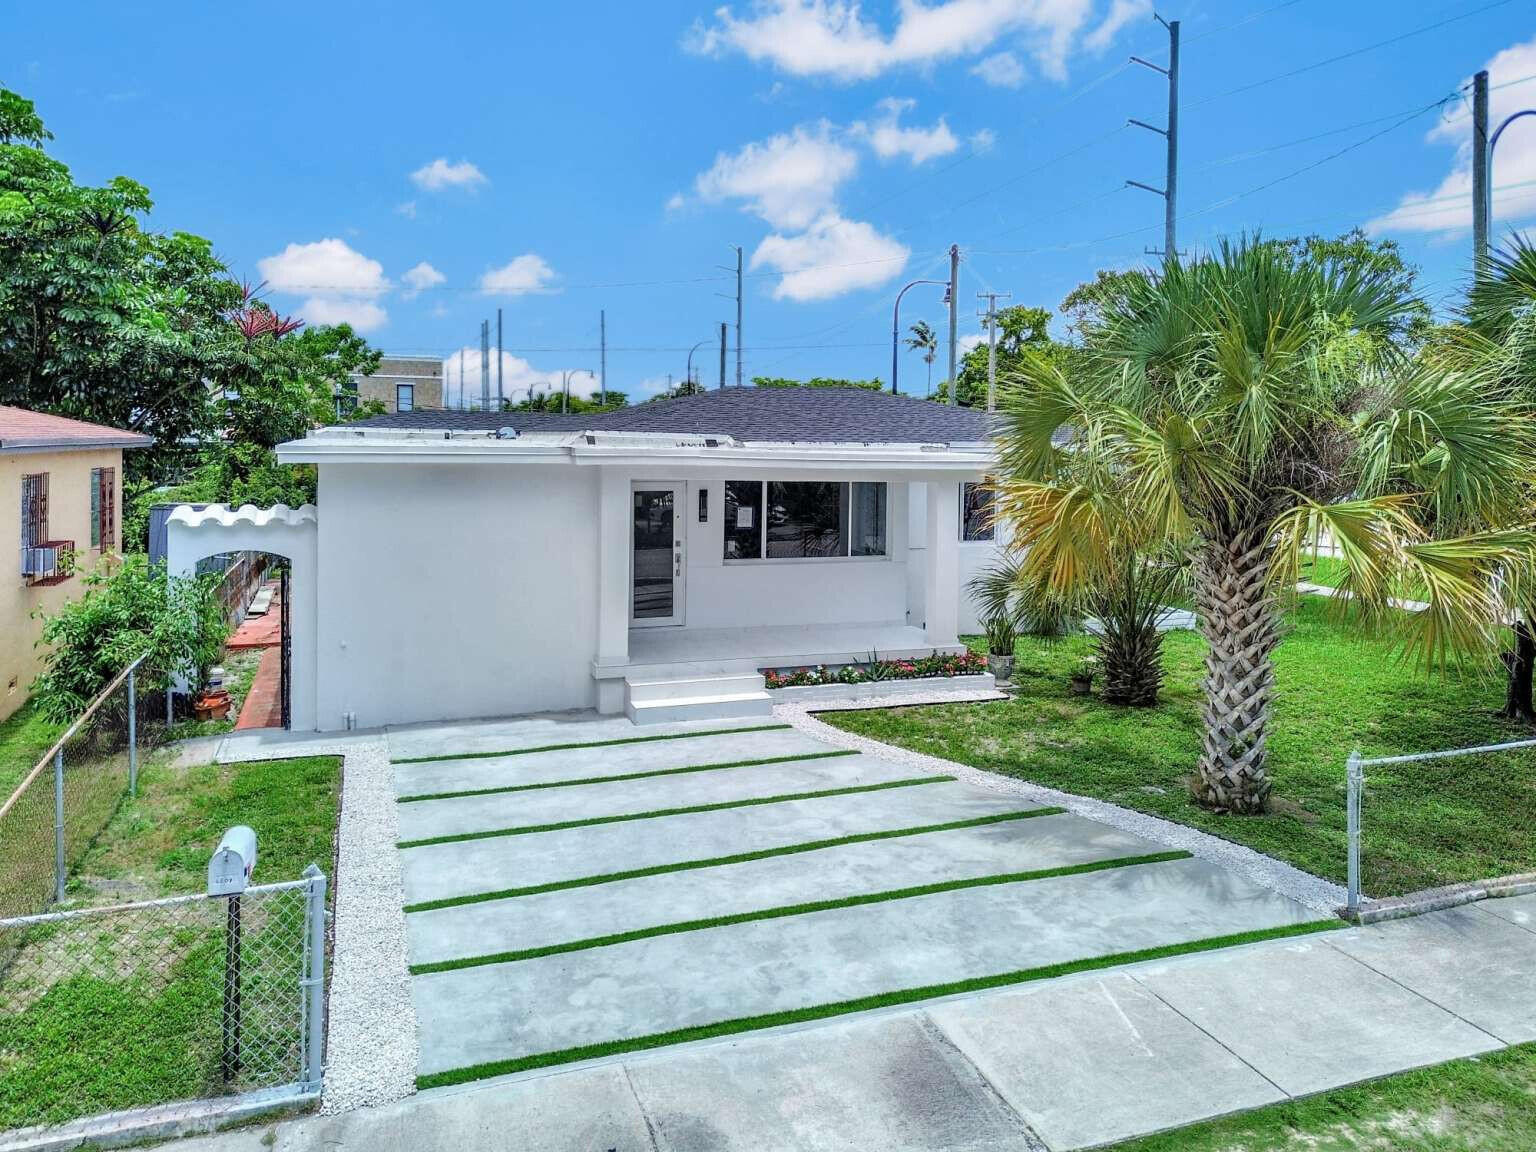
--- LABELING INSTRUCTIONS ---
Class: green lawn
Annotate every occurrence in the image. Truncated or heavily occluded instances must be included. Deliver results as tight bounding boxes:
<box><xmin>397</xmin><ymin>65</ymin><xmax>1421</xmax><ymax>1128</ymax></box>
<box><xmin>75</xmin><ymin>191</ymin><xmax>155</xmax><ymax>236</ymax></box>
<box><xmin>823</xmin><ymin>597</ymin><xmax>1534</xmax><ymax>896</ymax></box>
<box><xmin>0</xmin><ymin>701</ymin><xmax>65</xmax><ymax>798</ymax></box>
<box><xmin>1103</xmin><ymin>1044</ymin><xmax>1536</xmax><ymax>1152</ymax></box>
<box><xmin>0</xmin><ymin>753</ymin><xmax>340</xmax><ymax>1130</ymax></box>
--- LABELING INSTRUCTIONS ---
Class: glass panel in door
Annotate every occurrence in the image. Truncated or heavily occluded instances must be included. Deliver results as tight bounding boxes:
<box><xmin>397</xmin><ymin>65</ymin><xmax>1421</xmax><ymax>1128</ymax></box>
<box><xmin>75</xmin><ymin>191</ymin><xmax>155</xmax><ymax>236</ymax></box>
<box><xmin>632</xmin><ymin>487</ymin><xmax>681</xmax><ymax>624</ymax></box>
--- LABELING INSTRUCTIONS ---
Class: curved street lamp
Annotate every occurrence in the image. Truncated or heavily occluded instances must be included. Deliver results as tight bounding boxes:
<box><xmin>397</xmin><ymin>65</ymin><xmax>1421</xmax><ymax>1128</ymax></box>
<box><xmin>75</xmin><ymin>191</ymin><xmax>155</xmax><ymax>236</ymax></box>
<box><xmin>685</xmin><ymin>339</ymin><xmax>711</xmax><ymax>390</ymax></box>
<box><xmin>561</xmin><ymin>368</ymin><xmax>596</xmax><ymax>414</ymax></box>
<box><xmin>1488</xmin><ymin>108</ymin><xmax>1536</xmax><ymax>235</ymax></box>
<box><xmin>891</xmin><ymin>279</ymin><xmax>948</xmax><ymax>395</ymax></box>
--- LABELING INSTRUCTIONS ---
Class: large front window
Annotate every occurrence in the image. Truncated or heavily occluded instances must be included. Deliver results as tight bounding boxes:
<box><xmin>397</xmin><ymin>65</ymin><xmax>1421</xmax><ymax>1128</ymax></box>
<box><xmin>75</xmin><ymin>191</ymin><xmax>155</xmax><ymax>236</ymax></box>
<box><xmin>724</xmin><ymin>481</ymin><xmax>886</xmax><ymax>561</ymax></box>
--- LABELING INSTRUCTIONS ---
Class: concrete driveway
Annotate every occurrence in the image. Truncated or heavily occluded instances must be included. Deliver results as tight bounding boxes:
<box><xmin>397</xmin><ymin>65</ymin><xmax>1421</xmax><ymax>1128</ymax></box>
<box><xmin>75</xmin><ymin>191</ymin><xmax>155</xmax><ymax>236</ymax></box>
<box><xmin>389</xmin><ymin>714</ymin><xmax>1320</xmax><ymax>1087</ymax></box>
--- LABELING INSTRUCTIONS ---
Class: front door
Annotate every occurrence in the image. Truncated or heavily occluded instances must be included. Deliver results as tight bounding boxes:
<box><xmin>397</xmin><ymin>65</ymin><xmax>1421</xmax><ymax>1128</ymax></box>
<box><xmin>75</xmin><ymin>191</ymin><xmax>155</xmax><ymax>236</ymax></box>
<box><xmin>631</xmin><ymin>483</ymin><xmax>685</xmax><ymax>627</ymax></box>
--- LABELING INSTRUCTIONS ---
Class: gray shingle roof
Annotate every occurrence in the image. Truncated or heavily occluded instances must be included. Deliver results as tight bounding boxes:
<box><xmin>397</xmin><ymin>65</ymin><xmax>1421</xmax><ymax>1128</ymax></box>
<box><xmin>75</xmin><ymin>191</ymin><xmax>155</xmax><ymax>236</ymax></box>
<box><xmin>346</xmin><ymin>387</ymin><xmax>996</xmax><ymax>444</ymax></box>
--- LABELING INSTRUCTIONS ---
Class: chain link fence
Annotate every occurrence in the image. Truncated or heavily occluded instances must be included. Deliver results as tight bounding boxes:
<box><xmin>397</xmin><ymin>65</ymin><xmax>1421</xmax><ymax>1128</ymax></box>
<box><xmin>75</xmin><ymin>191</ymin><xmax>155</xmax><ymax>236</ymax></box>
<box><xmin>0</xmin><ymin>656</ymin><xmax>166</xmax><ymax>922</ymax></box>
<box><xmin>0</xmin><ymin>870</ymin><xmax>326</xmax><ymax>1136</ymax></box>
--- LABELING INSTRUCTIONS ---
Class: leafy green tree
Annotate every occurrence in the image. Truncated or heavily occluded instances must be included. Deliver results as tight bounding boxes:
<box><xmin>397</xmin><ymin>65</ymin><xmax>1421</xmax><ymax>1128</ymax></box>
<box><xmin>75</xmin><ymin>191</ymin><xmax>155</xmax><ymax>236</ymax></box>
<box><xmin>751</xmin><ymin>376</ymin><xmax>884</xmax><ymax>390</ymax></box>
<box><xmin>996</xmin><ymin>237</ymin><xmax>1535</xmax><ymax>813</ymax></box>
<box><xmin>937</xmin><ymin>305</ymin><xmax>1059</xmax><ymax>407</ymax></box>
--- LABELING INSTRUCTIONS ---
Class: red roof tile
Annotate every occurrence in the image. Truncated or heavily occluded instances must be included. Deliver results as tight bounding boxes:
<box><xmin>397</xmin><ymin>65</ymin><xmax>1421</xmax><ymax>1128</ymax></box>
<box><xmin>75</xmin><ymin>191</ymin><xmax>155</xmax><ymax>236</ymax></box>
<box><xmin>0</xmin><ymin>406</ymin><xmax>154</xmax><ymax>451</ymax></box>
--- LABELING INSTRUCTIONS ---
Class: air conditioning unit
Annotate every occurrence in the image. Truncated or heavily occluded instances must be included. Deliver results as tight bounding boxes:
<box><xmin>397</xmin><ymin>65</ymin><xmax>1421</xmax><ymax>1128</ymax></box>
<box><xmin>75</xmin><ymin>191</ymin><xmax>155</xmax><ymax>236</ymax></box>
<box><xmin>21</xmin><ymin>544</ymin><xmax>59</xmax><ymax>578</ymax></box>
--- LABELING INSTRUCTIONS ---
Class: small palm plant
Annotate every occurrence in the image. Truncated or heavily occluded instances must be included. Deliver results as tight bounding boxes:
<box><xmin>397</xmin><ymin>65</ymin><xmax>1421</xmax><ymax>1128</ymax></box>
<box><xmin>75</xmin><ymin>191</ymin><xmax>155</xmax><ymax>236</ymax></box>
<box><xmin>993</xmin><ymin>237</ymin><xmax>1536</xmax><ymax>813</ymax></box>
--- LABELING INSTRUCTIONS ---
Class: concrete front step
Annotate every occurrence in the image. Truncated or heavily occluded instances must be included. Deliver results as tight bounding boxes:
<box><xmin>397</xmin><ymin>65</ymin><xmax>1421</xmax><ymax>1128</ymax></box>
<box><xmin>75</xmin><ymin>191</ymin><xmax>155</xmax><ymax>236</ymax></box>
<box><xmin>395</xmin><ymin>753</ymin><xmax>918</xmax><ymax>845</ymax></box>
<box><xmin>626</xmin><ymin>673</ymin><xmax>766</xmax><ymax>703</ymax></box>
<box><xmin>410</xmin><ymin>855</ymin><xmax>1320</xmax><ymax>1078</ymax></box>
<box><xmin>625</xmin><ymin>689</ymin><xmax>774</xmax><ymax>725</ymax></box>
<box><xmin>398</xmin><ymin>781</ymin><xmax>1034</xmax><ymax>907</ymax></box>
<box><xmin>406</xmin><ymin>810</ymin><xmax>1158</xmax><ymax>967</ymax></box>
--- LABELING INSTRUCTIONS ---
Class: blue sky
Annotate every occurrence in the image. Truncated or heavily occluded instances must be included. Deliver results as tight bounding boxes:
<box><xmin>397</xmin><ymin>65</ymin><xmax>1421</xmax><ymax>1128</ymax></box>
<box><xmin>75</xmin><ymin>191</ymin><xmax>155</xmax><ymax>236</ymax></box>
<box><xmin>8</xmin><ymin>0</ymin><xmax>1536</xmax><ymax>403</ymax></box>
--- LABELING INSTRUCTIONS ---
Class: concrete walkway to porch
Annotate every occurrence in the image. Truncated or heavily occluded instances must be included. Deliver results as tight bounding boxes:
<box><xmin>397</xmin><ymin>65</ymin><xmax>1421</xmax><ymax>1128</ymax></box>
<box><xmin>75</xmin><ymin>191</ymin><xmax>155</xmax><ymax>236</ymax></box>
<box><xmin>175</xmin><ymin>893</ymin><xmax>1536</xmax><ymax>1152</ymax></box>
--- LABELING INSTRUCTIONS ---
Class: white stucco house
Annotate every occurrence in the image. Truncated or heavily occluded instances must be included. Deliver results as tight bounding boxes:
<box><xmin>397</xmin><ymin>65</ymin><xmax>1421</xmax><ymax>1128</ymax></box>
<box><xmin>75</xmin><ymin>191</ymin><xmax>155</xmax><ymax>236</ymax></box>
<box><xmin>167</xmin><ymin>388</ymin><xmax>1006</xmax><ymax>731</ymax></box>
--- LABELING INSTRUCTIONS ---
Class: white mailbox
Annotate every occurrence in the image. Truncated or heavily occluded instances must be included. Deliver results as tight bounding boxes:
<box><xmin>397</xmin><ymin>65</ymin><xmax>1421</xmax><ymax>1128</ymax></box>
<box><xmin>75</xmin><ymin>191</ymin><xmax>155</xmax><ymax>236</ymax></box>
<box><xmin>207</xmin><ymin>826</ymin><xmax>258</xmax><ymax>896</ymax></box>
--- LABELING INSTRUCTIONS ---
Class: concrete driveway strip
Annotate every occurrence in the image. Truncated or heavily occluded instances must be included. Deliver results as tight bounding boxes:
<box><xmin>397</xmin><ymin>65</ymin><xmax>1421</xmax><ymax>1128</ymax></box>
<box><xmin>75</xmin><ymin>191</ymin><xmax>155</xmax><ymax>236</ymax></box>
<box><xmin>1478</xmin><ymin>890</ymin><xmax>1536</xmax><ymax>931</ymax></box>
<box><xmin>398</xmin><ymin>781</ymin><xmax>1037</xmax><ymax>907</ymax></box>
<box><xmin>394</xmin><ymin>727</ymin><xmax>832</xmax><ymax>797</ymax></box>
<box><xmin>928</xmin><ymin>973</ymin><xmax>1286</xmax><ymax>1150</ymax></box>
<box><xmin>406</xmin><ymin>812</ymin><xmax>1163</xmax><ymax>966</ymax></box>
<box><xmin>386</xmin><ymin>713</ymin><xmax>781</xmax><ymax>761</ymax></box>
<box><xmin>624</xmin><ymin>1011</ymin><xmax>1044</xmax><ymax>1152</ymax></box>
<box><xmin>1325</xmin><ymin>905</ymin><xmax>1536</xmax><ymax>1044</ymax></box>
<box><xmin>411</xmin><ymin>856</ymin><xmax>1319</xmax><ymax>1078</ymax></box>
<box><xmin>1132</xmin><ymin>935</ymin><xmax>1502</xmax><ymax>1098</ymax></box>
<box><xmin>395</xmin><ymin>753</ymin><xmax>919</xmax><ymax>843</ymax></box>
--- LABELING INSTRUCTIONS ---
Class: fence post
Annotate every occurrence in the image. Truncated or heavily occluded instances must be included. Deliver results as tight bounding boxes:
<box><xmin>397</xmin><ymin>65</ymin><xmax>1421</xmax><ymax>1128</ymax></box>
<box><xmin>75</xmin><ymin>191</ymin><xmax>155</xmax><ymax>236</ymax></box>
<box><xmin>300</xmin><ymin>864</ymin><xmax>328</xmax><ymax>1091</ymax></box>
<box><xmin>53</xmin><ymin>748</ymin><xmax>66</xmax><ymax>904</ymax></box>
<box><xmin>166</xmin><ymin>684</ymin><xmax>174</xmax><ymax>730</ymax></box>
<box><xmin>127</xmin><ymin>666</ymin><xmax>138</xmax><ymax>798</ymax></box>
<box><xmin>1346</xmin><ymin>749</ymin><xmax>1363</xmax><ymax>919</ymax></box>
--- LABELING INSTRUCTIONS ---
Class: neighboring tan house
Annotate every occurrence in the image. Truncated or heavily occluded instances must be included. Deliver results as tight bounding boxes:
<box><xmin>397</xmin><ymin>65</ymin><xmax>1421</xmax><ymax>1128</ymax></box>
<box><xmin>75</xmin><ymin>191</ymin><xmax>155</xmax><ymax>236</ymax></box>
<box><xmin>0</xmin><ymin>407</ymin><xmax>152</xmax><ymax>721</ymax></box>
<box><xmin>346</xmin><ymin>356</ymin><xmax>444</xmax><ymax>415</ymax></box>
<box><xmin>166</xmin><ymin>387</ymin><xmax>1007</xmax><ymax>732</ymax></box>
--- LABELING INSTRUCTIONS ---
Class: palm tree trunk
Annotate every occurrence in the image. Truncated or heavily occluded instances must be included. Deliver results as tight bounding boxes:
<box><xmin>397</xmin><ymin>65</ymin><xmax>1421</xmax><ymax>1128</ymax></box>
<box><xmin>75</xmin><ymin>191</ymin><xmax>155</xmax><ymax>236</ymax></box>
<box><xmin>1193</xmin><ymin>527</ymin><xmax>1277</xmax><ymax>813</ymax></box>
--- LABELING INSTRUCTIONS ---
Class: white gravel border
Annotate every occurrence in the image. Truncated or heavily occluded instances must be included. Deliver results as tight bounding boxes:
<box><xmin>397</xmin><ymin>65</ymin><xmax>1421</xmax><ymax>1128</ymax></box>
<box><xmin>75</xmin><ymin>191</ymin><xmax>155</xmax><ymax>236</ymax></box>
<box><xmin>776</xmin><ymin>692</ymin><xmax>1347</xmax><ymax>913</ymax></box>
<box><xmin>213</xmin><ymin>729</ymin><xmax>418</xmax><ymax>1114</ymax></box>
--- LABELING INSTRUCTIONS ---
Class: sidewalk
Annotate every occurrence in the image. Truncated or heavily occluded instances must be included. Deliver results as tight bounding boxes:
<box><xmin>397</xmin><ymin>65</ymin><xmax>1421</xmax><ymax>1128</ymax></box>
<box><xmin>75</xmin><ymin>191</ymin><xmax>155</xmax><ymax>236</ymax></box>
<box><xmin>169</xmin><ymin>892</ymin><xmax>1536</xmax><ymax>1152</ymax></box>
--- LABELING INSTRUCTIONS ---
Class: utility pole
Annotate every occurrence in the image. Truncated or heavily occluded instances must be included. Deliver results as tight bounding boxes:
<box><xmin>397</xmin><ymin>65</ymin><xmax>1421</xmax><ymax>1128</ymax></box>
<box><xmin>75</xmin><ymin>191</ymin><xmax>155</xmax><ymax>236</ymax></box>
<box><xmin>599</xmin><ymin>309</ymin><xmax>607</xmax><ymax>406</ymax></box>
<box><xmin>1128</xmin><ymin>14</ymin><xmax>1179</xmax><ymax>260</ymax></box>
<box><xmin>719</xmin><ymin>321</ymin><xmax>727</xmax><ymax>390</ymax></box>
<box><xmin>946</xmin><ymin>244</ymin><xmax>959</xmax><ymax>407</ymax></box>
<box><xmin>717</xmin><ymin>246</ymin><xmax>743</xmax><ymax>387</ymax></box>
<box><xmin>496</xmin><ymin>308</ymin><xmax>503</xmax><ymax>411</ymax></box>
<box><xmin>1473</xmin><ymin>69</ymin><xmax>1490</xmax><ymax>275</ymax></box>
<box><xmin>458</xmin><ymin>349</ymin><xmax>465</xmax><ymax>410</ymax></box>
<box><xmin>476</xmin><ymin>322</ymin><xmax>488</xmax><ymax>411</ymax></box>
<box><xmin>977</xmin><ymin>291</ymin><xmax>1011</xmax><ymax>412</ymax></box>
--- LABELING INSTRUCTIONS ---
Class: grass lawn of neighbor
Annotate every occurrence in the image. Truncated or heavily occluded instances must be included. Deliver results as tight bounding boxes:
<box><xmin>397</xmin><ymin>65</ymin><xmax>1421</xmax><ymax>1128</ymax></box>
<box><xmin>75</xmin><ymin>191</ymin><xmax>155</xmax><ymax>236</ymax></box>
<box><xmin>0</xmin><ymin>702</ymin><xmax>65</xmax><ymax>798</ymax></box>
<box><xmin>1102</xmin><ymin>1043</ymin><xmax>1536</xmax><ymax>1152</ymax></box>
<box><xmin>824</xmin><ymin>596</ymin><xmax>1535</xmax><ymax>897</ymax></box>
<box><xmin>0</xmin><ymin>752</ymin><xmax>341</xmax><ymax>1130</ymax></box>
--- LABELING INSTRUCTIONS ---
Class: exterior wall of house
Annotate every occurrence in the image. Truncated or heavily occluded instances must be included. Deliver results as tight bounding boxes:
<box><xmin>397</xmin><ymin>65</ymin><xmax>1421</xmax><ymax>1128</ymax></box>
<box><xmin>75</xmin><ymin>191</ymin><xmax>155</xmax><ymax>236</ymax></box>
<box><xmin>0</xmin><ymin>447</ymin><xmax>123</xmax><ymax>722</ymax></box>
<box><xmin>907</xmin><ymin>482</ymin><xmax>1002</xmax><ymax>637</ymax></box>
<box><xmin>350</xmin><ymin>357</ymin><xmax>446</xmax><ymax>414</ymax></box>
<box><xmin>313</xmin><ymin>462</ymin><xmax>600</xmax><ymax>729</ymax></box>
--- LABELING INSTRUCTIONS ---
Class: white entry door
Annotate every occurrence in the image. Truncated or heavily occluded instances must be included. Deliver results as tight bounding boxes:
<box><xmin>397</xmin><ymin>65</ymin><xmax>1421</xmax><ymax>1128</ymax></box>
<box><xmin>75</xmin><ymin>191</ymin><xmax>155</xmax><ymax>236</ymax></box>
<box><xmin>631</xmin><ymin>483</ymin><xmax>686</xmax><ymax>627</ymax></box>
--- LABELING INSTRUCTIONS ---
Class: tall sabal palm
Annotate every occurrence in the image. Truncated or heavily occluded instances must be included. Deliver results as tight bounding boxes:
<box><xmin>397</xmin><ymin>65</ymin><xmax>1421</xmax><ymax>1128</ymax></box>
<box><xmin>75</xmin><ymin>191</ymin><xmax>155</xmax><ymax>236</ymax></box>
<box><xmin>905</xmin><ymin>320</ymin><xmax>939</xmax><ymax>396</ymax></box>
<box><xmin>995</xmin><ymin>238</ymin><xmax>1536</xmax><ymax>813</ymax></box>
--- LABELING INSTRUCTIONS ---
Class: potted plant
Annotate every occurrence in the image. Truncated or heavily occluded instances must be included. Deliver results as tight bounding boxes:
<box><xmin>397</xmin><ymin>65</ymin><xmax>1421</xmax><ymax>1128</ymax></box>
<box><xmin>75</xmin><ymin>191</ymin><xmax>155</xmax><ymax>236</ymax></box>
<box><xmin>1069</xmin><ymin>656</ymin><xmax>1097</xmax><ymax>695</ymax></box>
<box><xmin>983</xmin><ymin>614</ymin><xmax>1018</xmax><ymax>685</ymax></box>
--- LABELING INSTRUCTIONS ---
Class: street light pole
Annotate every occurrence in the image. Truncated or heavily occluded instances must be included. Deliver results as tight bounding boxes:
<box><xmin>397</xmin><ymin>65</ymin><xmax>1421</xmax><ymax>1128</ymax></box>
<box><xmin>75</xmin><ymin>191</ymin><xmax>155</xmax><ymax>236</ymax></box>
<box><xmin>561</xmin><ymin>369</ymin><xmax>595</xmax><ymax>414</ymax></box>
<box><xmin>1487</xmin><ymin>107</ymin><xmax>1536</xmax><ymax>255</ymax></box>
<box><xmin>686</xmin><ymin>340</ymin><xmax>711</xmax><ymax>390</ymax></box>
<box><xmin>891</xmin><ymin>279</ymin><xmax>947</xmax><ymax>395</ymax></box>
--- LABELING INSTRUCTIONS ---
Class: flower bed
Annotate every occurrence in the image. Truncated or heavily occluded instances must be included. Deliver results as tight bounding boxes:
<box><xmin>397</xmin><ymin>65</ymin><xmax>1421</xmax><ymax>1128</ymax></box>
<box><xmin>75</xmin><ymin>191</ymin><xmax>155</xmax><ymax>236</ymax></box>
<box><xmin>763</xmin><ymin>650</ymin><xmax>987</xmax><ymax>689</ymax></box>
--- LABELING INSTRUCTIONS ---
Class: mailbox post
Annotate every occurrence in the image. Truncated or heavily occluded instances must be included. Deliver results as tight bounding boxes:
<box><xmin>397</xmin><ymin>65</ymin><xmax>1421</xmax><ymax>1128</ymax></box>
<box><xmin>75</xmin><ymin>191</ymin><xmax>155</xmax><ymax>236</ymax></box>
<box><xmin>208</xmin><ymin>827</ymin><xmax>257</xmax><ymax>1084</ymax></box>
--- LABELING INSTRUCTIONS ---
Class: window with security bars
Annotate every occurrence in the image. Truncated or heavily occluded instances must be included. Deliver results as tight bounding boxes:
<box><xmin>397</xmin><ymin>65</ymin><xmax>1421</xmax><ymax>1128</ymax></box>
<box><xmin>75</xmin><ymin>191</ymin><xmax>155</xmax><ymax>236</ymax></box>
<box><xmin>20</xmin><ymin>472</ymin><xmax>47</xmax><ymax>551</ymax></box>
<box><xmin>90</xmin><ymin>467</ymin><xmax>116</xmax><ymax>551</ymax></box>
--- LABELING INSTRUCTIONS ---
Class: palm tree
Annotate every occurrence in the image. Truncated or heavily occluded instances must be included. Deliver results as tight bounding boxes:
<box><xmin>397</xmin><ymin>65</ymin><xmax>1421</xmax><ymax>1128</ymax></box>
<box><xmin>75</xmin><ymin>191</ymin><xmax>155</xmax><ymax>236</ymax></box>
<box><xmin>905</xmin><ymin>320</ymin><xmax>938</xmax><ymax>396</ymax></box>
<box><xmin>994</xmin><ymin>238</ymin><xmax>1535</xmax><ymax>813</ymax></box>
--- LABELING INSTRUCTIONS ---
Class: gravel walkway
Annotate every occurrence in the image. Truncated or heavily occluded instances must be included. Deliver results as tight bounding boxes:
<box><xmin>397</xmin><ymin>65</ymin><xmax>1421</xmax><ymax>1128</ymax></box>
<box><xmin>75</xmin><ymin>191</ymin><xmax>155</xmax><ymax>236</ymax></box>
<box><xmin>214</xmin><ymin>728</ymin><xmax>418</xmax><ymax>1114</ymax></box>
<box><xmin>776</xmin><ymin>693</ymin><xmax>1347</xmax><ymax>913</ymax></box>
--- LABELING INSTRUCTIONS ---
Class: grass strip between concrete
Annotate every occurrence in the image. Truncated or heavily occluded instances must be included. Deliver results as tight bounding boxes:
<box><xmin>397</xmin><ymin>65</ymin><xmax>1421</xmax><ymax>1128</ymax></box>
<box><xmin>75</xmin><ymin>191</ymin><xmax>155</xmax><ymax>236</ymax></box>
<box><xmin>403</xmin><ymin>808</ymin><xmax>1066</xmax><ymax>913</ymax></box>
<box><xmin>409</xmin><ymin>850</ymin><xmax>1192</xmax><ymax>975</ymax></box>
<box><xmin>414</xmin><ymin>918</ymin><xmax>1345</xmax><ymax>1091</ymax></box>
<box><xmin>398</xmin><ymin>749</ymin><xmax>859</xmax><ymax>803</ymax></box>
<box><xmin>391</xmin><ymin>723</ymin><xmax>792</xmax><ymax>765</ymax></box>
<box><xmin>396</xmin><ymin>776</ymin><xmax>953</xmax><ymax>849</ymax></box>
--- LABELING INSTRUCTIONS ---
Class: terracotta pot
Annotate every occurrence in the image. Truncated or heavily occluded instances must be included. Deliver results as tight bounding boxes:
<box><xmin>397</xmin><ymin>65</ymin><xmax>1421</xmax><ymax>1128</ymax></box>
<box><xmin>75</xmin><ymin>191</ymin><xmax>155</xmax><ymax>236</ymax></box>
<box><xmin>194</xmin><ymin>689</ymin><xmax>232</xmax><ymax>721</ymax></box>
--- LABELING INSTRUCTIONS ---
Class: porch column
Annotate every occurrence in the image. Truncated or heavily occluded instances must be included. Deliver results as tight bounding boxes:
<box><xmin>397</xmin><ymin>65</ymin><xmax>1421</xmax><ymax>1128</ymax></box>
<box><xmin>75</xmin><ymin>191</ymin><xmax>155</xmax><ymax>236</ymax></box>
<box><xmin>923</xmin><ymin>480</ymin><xmax>960</xmax><ymax>648</ymax></box>
<box><xmin>595</xmin><ymin>467</ymin><xmax>630</xmax><ymax>713</ymax></box>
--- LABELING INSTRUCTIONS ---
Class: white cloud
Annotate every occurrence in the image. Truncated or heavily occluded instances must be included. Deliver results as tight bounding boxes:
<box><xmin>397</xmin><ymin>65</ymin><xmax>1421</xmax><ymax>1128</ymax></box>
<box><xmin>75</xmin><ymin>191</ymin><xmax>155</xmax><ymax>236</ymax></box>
<box><xmin>1083</xmin><ymin>0</ymin><xmax>1148</xmax><ymax>54</ymax></box>
<box><xmin>750</xmin><ymin>213</ymin><xmax>909</xmax><ymax>301</ymax></box>
<box><xmin>958</xmin><ymin>331</ymin><xmax>986</xmax><ymax>356</ymax></box>
<box><xmin>1369</xmin><ymin>35</ymin><xmax>1536</xmax><ymax>236</ymax></box>
<box><xmin>479</xmin><ymin>254</ymin><xmax>557</xmax><ymax>296</ymax></box>
<box><xmin>257</xmin><ymin>238</ymin><xmax>388</xmax><ymax>297</ymax></box>
<box><xmin>686</xmin><ymin>0</ymin><xmax>1095</xmax><ymax>83</ymax></box>
<box><xmin>410</xmin><ymin>157</ymin><xmax>488</xmax><ymax>191</ymax></box>
<box><xmin>401</xmin><ymin>261</ymin><xmax>445</xmax><ymax>299</ymax></box>
<box><xmin>695</xmin><ymin>122</ymin><xmax>858</xmax><ymax>230</ymax></box>
<box><xmin>856</xmin><ymin>98</ymin><xmax>961</xmax><ymax>165</ymax></box>
<box><xmin>970</xmin><ymin>128</ymin><xmax>997</xmax><ymax>153</ymax></box>
<box><xmin>664</xmin><ymin>192</ymin><xmax>687</xmax><ymax>213</ymax></box>
<box><xmin>971</xmin><ymin>51</ymin><xmax>1025</xmax><ymax>88</ymax></box>
<box><xmin>396</xmin><ymin>200</ymin><xmax>418</xmax><ymax>219</ymax></box>
<box><xmin>300</xmin><ymin>296</ymin><xmax>388</xmax><ymax>332</ymax></box>
<box><xmin>439</xmin><ymin>348</ymin><xmax>611</xmax><ymax>408</ymax></box>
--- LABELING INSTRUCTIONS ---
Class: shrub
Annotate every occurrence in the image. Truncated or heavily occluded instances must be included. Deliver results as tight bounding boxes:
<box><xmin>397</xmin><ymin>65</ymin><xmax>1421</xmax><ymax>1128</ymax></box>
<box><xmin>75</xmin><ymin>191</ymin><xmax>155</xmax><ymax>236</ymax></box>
<box><xmin>30</xmin><ymin>556</ymin><xmax>229</xmax><ymax>723</ymax></box>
